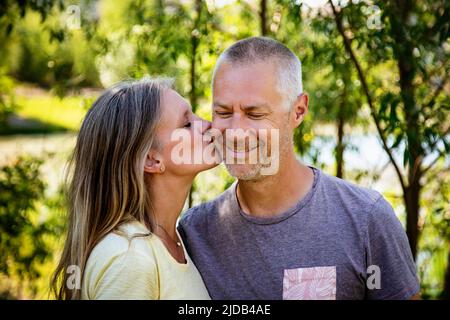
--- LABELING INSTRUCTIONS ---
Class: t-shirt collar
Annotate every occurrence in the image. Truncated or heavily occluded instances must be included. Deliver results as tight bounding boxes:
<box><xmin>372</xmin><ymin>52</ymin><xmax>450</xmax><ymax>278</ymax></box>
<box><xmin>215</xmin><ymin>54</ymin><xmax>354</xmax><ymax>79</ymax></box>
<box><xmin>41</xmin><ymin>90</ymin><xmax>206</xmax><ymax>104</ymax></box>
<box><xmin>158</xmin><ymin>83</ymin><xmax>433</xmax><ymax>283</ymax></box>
<box><xmin>230</xmin><ymin>166</ymin><xmax>321</xmax><ymax>225</ymax></box>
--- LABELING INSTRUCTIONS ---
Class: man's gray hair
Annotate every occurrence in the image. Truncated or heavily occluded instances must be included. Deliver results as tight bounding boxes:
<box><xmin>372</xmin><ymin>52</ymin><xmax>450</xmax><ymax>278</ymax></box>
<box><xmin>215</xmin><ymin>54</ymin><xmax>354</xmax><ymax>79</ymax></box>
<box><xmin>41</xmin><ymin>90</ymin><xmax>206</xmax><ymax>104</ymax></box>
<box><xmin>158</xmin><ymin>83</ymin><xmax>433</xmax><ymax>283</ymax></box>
<box><xmin>212</xmin><ymin>37</ymin><xmax>303</xmax><ymax>110</ymax></box>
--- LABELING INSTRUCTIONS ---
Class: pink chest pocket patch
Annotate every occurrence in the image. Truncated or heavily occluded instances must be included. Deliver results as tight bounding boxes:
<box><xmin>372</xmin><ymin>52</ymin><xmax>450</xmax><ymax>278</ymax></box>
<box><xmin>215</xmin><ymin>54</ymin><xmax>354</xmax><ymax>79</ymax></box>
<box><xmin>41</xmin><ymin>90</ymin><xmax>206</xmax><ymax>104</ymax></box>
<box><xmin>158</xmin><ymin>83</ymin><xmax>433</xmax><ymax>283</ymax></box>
<box><xmin>283</xmin><ymin>266</ymin><xmax>337</xmax><ymax>300</ymax></box>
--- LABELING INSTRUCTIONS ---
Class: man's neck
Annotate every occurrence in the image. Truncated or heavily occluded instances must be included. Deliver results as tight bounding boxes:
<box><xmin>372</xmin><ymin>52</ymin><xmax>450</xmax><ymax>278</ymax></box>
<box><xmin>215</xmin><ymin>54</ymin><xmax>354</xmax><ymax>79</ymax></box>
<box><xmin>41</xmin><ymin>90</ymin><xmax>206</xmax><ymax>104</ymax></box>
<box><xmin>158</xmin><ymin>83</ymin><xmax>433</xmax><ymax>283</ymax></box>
<box><xmin>236</xmin><ymin>156</ymin><xmax>314</xmax><ymax>218</ymax></box>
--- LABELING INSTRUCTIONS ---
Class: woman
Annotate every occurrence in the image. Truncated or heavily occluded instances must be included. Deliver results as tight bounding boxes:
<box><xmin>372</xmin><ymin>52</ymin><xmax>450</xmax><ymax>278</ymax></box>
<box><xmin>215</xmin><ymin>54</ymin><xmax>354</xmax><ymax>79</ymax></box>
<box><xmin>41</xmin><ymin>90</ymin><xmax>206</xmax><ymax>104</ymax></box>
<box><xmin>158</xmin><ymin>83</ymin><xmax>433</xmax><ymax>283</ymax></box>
<box><xmin>51</xmin><ymin>77</ymin><xmax>217</xmax><ymax>299</ymax></box>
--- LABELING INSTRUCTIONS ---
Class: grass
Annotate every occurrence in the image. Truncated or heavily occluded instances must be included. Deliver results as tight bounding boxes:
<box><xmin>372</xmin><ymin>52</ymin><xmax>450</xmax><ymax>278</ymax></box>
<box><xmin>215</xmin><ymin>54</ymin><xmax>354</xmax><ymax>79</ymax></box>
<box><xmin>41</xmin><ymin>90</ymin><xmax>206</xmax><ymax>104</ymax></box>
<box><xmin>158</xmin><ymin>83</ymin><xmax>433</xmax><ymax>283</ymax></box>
<box><xmin>0</xmin><ymin>121</ymin><xmax>68</xmax><ymax>135</ymax></box>
<box><xmin>14</xmin><ymin>95</ymin><xmax>92</xmax><ymax>132</ymax></box>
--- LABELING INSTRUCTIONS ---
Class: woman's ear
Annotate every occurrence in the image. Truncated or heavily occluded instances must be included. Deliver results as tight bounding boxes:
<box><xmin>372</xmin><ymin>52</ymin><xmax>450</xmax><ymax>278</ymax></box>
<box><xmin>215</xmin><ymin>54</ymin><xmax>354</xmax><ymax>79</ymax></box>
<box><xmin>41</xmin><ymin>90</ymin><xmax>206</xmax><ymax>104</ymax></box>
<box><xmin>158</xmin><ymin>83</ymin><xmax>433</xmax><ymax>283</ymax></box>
<box><xmin>291</xmin><ymin>93</ymin><xmax>309</xmax><ymax>128</ymax></box>
<box><xmin>144</xmin><ymin>151</ymin><xmax>165</xmax><ymax>174</ymax></box>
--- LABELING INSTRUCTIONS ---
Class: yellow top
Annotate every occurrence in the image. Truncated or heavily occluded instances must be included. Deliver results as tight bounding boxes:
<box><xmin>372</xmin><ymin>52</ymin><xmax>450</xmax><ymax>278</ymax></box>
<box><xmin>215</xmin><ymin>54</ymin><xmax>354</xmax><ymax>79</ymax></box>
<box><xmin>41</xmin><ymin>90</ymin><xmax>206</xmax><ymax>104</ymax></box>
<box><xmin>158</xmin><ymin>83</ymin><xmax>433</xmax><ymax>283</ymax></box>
<box><xmin>81</xmin><ymin>220</ymin><xmax>211</xmax><ymax>300</ymax></box>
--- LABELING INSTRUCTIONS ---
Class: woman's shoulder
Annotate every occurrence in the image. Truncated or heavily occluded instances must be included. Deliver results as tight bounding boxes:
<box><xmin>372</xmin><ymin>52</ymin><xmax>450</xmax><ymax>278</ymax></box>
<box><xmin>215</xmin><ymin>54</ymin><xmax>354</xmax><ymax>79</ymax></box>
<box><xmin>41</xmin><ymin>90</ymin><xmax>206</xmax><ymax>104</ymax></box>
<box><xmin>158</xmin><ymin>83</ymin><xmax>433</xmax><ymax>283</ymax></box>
<box><xmin>82</xmin><ymin>220</ymin><xmax>159</xmax><ymax>299</ymax></box>
<box><xmin>90</xmin><ymin>220</ymin><xmax>155</xmax><ymax>260</ymax></box>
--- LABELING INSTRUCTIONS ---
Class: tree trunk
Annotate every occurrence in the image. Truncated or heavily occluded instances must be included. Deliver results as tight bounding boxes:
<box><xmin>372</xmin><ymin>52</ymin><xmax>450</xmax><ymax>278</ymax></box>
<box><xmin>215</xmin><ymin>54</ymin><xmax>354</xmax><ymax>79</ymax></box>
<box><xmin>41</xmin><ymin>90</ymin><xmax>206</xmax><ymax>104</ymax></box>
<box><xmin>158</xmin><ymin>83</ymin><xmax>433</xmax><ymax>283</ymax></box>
<box><xmin>404</xmin><ymin>176</ymin><xmax>421</xmax><ymax>260</ymax></box>
<box><xmin>335</xmin><ymin>79</ymin><xmax>347</xmax><ymax>179</ymax></box>
<box><xmin>190</xmin><ymin>35</ymin><xmax>198</xmax><ymax>114</ymax></box>
<box><xmin>441</xmin><ymin>248</ymin><xmax>450</xmax><ymax>300</ymax></box>
<box><xmin>389</xmin><ymin>0</ymin><xmax>422</xmax><ymax>261</ymax></box>
<box><xmin>190</xmin><ymin>0</ymin><xmax>201</xmax><ymax>113</ymax></box>
<box><xmin>188</xmin><ymin>0</ymin><xmax>202</xmax><ymax>208</ymax></box>
<box><xmin>336</xmin><ymin>110</ymin><xmax>345</xmax><ymax>179</ymax></box>
<box><xmin>260</xmin><ymin>0</ymin><xmax>267</xmax><ymax>36</ymax></box>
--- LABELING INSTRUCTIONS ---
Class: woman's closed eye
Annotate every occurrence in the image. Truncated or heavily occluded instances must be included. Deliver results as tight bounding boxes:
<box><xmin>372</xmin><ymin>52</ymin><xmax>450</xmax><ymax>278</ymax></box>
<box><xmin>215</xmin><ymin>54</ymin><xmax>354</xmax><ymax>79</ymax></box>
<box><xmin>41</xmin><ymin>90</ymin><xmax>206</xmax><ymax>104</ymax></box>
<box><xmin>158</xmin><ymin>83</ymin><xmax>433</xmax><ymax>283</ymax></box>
<box><xmin>184</xmin><ymin>121</ymin><xmax>192</xmax><ymax>128</ymax></box>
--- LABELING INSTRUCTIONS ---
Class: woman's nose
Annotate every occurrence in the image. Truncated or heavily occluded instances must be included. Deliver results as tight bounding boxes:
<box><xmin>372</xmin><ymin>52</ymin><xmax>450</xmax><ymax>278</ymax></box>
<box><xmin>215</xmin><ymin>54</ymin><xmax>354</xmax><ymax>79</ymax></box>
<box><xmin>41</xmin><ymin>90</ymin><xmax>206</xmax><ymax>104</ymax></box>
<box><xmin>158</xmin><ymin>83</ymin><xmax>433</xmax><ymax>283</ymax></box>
<box><xmin>197</xmin><ymin>117</ymin><xmax>211</xmax><ymax>134</ymax></box>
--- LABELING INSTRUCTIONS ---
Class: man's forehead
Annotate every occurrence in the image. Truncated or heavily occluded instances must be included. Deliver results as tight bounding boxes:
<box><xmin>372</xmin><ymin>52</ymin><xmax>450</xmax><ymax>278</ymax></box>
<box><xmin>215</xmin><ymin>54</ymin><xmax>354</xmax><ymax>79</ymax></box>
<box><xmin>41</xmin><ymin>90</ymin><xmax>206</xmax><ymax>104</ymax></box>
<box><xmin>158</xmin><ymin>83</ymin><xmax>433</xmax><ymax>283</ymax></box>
<box><xmin>214</xmin><ymin>68</ymin><xmax>277</xmax><ymax>95</ymax></box>
<box><xmin>215</xmin><ymin>59</ymin><xmax>277</xmax><ymax>79</ymax></box>
<box><xmin>212</xmin><ymin>60</ymin><xmax>283</xmax><ymax>108</ymax></box>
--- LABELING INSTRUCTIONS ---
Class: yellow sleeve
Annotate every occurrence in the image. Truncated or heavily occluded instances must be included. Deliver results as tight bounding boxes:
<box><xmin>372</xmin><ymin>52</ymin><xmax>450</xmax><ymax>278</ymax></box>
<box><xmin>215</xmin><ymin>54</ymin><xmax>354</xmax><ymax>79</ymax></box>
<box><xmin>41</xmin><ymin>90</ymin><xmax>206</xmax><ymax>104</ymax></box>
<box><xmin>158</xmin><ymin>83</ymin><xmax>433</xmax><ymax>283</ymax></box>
<box><xmin>88</xmin><ymin>249</ymin><xmax>159</xmax><ymax>300</ymax></box>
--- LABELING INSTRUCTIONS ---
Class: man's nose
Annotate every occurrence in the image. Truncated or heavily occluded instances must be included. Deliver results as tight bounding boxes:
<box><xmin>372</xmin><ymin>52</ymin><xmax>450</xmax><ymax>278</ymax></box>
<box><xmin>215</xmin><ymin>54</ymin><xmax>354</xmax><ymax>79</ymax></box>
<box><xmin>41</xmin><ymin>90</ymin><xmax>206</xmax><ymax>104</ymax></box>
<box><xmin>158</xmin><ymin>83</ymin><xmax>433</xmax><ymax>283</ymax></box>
<box><xmin>228</xmin><ymin>113</ymin><xmax>249</xmax><ymax>131</ymax></box>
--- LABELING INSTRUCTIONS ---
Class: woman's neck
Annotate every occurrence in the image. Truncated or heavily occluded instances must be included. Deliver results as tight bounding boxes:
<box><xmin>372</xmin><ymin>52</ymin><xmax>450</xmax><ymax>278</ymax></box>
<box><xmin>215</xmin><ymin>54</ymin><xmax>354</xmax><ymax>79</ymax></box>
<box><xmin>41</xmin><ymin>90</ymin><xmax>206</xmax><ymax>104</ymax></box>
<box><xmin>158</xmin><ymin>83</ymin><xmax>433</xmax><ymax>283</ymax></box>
<box><xmin>147</xmin><ymin>173</ymin><xmax>193</xmax><ymax>239</ymax></box>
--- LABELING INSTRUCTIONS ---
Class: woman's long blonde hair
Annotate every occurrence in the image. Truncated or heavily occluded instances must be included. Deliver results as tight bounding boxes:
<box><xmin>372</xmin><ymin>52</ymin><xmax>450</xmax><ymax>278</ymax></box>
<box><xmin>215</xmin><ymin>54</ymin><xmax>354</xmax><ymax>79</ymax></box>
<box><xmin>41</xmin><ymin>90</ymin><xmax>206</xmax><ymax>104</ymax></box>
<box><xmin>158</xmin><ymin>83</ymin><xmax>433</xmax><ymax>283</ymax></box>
<box><xmin>51</xmin><ymin>77</ymin><xmax>170</xmax><ymax>299</ymax></box>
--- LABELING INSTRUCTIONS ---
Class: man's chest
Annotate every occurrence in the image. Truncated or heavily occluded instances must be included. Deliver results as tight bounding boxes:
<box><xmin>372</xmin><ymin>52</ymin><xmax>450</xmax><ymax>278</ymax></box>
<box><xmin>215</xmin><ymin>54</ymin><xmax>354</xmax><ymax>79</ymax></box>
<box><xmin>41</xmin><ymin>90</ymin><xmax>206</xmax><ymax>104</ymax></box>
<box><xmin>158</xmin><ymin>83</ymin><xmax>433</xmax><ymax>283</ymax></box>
<box><xmin>194</xmin><ymin>228</ymin><xmax>367</xmax><ymax>300</ymax></box>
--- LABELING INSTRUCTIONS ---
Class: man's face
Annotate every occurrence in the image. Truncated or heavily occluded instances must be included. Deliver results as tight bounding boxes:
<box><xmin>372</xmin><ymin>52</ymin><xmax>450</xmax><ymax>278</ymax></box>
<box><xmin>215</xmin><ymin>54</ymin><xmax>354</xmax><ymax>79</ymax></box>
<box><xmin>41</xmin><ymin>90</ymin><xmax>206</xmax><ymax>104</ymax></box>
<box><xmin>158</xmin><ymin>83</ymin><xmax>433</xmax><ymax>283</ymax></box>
<box><xmin>212</xmin><ymin>60</ymin><xmax>293</xmax><ymax>180</ymax></box>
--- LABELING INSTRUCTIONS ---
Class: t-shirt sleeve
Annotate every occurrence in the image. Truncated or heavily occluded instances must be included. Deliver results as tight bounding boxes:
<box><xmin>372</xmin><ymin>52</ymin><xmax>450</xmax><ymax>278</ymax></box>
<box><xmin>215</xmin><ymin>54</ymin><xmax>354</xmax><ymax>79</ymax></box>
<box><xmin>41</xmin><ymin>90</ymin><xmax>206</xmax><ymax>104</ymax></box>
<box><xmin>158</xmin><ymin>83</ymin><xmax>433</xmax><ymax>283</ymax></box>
<box><xmin>87</xmin><ymin>249</ymin><xmax>159</xmax><ymax>300</ymax></box>
<box><xmin>364</xmin><ymin>196</ymin><xmax>420</xmax><ymax>299</ymax></box>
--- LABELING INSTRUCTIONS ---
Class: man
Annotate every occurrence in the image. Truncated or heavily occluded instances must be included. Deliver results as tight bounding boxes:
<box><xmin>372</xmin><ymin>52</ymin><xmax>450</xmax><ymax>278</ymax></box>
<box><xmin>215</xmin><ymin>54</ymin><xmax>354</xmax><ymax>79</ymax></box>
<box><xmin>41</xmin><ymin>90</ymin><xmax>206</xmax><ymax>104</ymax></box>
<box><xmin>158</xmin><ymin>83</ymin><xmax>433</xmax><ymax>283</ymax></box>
<box><xmin>178</xmin><ymin>37</ymin><xmax>420</xmax><ymax>300</ymax></box>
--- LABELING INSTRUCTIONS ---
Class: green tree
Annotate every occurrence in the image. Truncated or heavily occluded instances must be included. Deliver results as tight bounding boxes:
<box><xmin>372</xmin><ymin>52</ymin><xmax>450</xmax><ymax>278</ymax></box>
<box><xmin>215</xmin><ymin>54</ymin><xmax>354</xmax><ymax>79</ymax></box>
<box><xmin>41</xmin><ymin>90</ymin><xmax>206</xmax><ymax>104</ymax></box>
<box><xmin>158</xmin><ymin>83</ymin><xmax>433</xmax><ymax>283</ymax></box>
<box><xmin>0</xmin><ymin>68</ymin><xmax>17</xmax><ymax>129</ymax></box>
<box><xmin>306</xmin><ymin>8</ymin><xmax>364</xmax><ymax>178</ymax></box>
<box><xmin>0</xmin><ymin>156</ymin><xmax>64</xmax><ymax>299</ymax></box>
<box><xmin>328</xmin><ymin>0</ymin><xmax>449</xmax><ymax>261</ymax></box>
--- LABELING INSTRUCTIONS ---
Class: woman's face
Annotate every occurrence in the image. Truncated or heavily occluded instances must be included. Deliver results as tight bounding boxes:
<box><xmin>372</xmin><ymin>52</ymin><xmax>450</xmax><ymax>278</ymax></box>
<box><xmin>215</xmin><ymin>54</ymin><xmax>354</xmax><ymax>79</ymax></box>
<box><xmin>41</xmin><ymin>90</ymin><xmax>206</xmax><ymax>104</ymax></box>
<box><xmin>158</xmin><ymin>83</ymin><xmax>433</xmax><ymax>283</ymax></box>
<box><xmin>154</xmin><ymin>89</ymin><xmax>219</xmax><ymax>177</ymax></box>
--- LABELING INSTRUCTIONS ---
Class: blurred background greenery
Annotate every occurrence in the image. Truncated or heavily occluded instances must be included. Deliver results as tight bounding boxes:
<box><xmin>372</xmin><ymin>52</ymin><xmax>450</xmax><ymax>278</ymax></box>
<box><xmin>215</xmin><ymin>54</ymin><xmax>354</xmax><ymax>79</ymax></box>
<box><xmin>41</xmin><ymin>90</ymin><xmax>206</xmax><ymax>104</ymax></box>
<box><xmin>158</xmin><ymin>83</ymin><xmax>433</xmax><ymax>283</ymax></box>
<box><xmin>0</xmin><ymin>0</ymin><xmax>448</xmax><ymax>299</ymax></box>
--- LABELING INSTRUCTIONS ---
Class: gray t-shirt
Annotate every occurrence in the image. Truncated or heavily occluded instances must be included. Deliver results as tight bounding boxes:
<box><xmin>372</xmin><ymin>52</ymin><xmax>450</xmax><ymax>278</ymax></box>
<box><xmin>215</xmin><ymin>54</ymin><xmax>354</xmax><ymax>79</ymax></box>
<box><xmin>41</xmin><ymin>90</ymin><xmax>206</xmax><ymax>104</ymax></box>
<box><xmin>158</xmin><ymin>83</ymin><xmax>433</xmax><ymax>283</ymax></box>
<box><xmin>178</xmin><ymin>167</ymin><xmax>420</xmax><ymax>300</ymax></box>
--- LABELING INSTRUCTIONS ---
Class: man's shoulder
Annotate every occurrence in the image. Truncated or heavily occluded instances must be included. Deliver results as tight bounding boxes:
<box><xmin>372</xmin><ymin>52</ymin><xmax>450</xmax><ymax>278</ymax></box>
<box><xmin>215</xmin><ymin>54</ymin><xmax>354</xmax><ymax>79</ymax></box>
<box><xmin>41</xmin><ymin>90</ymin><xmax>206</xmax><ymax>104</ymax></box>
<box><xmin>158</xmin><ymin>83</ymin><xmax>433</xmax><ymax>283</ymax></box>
<box><xmin>179</xmin><ymin>183</ymin><xmax>235</xmax><ymax>227</ymax></box>
<box><xmin>318</xmin><ymin>169</ymin><xmax>401</xmax><ymax>232</ymax></box>
<box><xmin>318</xmin><ymin>169</ymin><xmax>383</xmax><ymax>209</ymax></box>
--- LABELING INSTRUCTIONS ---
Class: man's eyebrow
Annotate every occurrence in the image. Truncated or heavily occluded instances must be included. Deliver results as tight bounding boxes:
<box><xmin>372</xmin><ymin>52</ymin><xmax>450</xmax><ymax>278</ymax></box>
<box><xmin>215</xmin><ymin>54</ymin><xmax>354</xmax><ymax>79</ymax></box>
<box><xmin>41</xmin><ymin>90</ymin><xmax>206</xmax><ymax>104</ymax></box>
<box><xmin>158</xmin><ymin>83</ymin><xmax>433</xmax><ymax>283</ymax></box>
<box><xmin>213</xmin><ymin>102</ymin><xmax>231</xmax><ymax>109</ymax></box>
<box><xmin>213</xmin><ymin>103</ymin><xmax>271</xmax><ymax>110</ymax></box>
<box><xmin>241</xmin><ymin>104</ymin><xmax>271</xmax><ymax>111</ymax></box>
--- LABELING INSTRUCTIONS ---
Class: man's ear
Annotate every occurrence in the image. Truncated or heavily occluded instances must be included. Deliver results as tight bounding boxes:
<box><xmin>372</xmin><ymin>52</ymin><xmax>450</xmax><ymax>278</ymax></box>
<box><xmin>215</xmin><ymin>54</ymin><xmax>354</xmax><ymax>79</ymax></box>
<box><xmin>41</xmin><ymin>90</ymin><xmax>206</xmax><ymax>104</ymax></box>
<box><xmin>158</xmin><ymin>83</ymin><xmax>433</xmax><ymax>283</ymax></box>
<box><xmin>290</xmin><ymin>93</ymin><xmax>309</xmax><ymax>128</ymax></box>
<box><xmin>144</xmin><ymin>150</ymin><xmax>165</xmax><ymax>174</ymax></box>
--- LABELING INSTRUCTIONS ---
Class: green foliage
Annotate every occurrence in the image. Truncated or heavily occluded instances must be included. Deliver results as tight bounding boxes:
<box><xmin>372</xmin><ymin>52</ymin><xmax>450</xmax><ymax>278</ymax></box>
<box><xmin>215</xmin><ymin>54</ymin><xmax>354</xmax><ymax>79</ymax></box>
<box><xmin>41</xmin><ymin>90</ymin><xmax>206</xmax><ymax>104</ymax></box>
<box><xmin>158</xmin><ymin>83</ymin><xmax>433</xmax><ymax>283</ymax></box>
<box><xmin>417</xmin><ymin>166</ymin><xmax>450</xmax><ymax>298</ymax></box>
<box><xmin>0</xmin><ymin>68</ymin><xmax>17</xmax><ymax>127</ymax></box>
<box><xmin>0</xmin><ymin>156</ymin><xmax>65</xmax><ymax>299</ymax></box>
<box><xmin>1</xmin><ymin>6</ymin><xmax>100</xmax><ymax>96</ymax></box>
<box><xmin>0</xmin><ymin>0</ymin><xmax>448</xmax><ymax>299</ymax></box>
<box><xmin>336</xmin><ymin>0</ymin><xmax>448</xmax><ymax>167</ymax></box>
<box><xmin>15</xmin><ymin>94</ymin><xmax>90</xmax><ymax>131</ymax></box>
<box><xmin>0</xmin><ymin>0</ymin><xmax>62</xmax><ymax>34</ymax></box>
